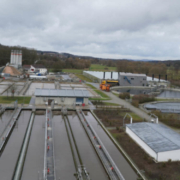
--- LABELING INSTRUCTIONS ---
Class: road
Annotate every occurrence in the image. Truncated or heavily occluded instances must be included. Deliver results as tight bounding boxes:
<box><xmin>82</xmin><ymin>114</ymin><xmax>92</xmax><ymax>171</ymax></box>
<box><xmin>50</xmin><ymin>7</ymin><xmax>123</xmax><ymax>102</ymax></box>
<box><xmin>87</xmin><ymin>82</ymin><xmax>152</xmax><ymax>121</ymax></box>
<box><xmin>105</xmin><ymin>92</ymin><xmax>152</xmax><ymax>121</ymax></box>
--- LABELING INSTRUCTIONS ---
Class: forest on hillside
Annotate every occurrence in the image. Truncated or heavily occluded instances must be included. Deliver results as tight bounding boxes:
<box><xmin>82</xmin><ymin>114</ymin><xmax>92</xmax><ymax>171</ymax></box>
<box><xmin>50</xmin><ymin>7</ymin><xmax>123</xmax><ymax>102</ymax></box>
<box><xmin>0</xmin><ymin>44</ymin><xmax>37</xmax><ymax>66</ymax></box>
<box><xmin>0</xmin><ymin>44</ymin><xmax>91</xmax><ymax>70</ymax></box>
<box><xmin>1</xmin><ymin>44</ymin><xmax>180</xmax><ymax>83</ymax></box>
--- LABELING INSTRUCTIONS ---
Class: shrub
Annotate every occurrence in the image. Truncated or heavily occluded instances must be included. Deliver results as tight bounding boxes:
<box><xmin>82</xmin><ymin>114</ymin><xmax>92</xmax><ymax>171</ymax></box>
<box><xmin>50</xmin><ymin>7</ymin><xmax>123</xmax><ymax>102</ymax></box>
<box><xmin>116</xmin><ymin>126</ymin><xmax>120</xmax><ymax>131</ymax></box>
<box><xmin>132</xmin><ymin>100</ymin><xmax>139</xmax><ymax>107</ymax></box>
<box><xmin>132</xmin><ymin>94</ymin><xmax>155</xmax><ymax>104</ymax></box>
<box><xmin>119</xmin><ymin>92</ymin><xmax>130</xmax><ymax>99</ymax></box>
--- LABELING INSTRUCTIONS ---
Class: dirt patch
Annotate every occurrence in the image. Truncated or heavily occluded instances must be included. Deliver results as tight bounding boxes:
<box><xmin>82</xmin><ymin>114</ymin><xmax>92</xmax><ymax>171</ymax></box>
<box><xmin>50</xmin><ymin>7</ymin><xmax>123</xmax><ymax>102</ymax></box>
<box><xmin>94</xmin><ymin>109</ymin><xmax>142</xmax><ymax>127</ymax></box>
<box><xmin>109</xmin><ymin>129</ymin><xmax>180</xmax><ymax>180</ymax></box>
<box><xmin>3</xmin><ymin>66</ymin><xmax>21</xmax><ymax>76</ymax></box>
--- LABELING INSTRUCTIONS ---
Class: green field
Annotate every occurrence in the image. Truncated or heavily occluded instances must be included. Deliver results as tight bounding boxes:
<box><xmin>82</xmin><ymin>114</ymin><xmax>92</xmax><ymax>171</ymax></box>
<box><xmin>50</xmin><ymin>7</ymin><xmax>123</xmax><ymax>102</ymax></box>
<box><xmin>61</xmin><ymin>64</ymin><xmax>116</xmax><ymax>75</ymax></box>
<box><xmin>75</xmin><ymin>74</ymin><xmax>92</xmax><ymax>82</ymax></box>
<box><xmin>86</xmin><ymin>83</ymin><xmax>97</xmax><ymax>89</ymax></box>
<box><xmin>86</xmin><ymin>83</ymin><xmax>111</xmax><ymax>100</ymax></box>
<box><xmin>89</xmin><ymin>64</ymin><xmax>116</xmax><ymax>71</ymax></box>
<box><xmin>94</xmin><ymin>90</ymin><xmax>110</xmax><ymax>99</ymax></box>
<box><xmin>62</xmin><ymin>69</ymin><xmax>83</xmax><ymax>74</ymax></box>
<box><xmin>0</xmin><ymin>96</ymin><xmax>31</xmax><ymax>104</ymax></box>
<box><xmin>103</xmin><ymin>102</ymin><xmax>120</xmax><ymax>106</ymax></box>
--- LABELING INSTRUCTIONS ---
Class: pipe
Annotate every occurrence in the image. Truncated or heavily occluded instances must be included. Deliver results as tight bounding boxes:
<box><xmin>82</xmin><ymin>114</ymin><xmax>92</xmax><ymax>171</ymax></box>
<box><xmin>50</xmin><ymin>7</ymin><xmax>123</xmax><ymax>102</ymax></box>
<box><xmin>103</xmin><ymin>72</ymin><xmax>105</xmax><ymax>79</ymax></box>
<box><xmin>111</xmin><ymin>72</ymin><xmax>113</xmax><ymax>79</ymax></box>
<box><xmin>13</xmin><ymin>112</ymin><xmax>35</xmax><ymax>180</ymax></box>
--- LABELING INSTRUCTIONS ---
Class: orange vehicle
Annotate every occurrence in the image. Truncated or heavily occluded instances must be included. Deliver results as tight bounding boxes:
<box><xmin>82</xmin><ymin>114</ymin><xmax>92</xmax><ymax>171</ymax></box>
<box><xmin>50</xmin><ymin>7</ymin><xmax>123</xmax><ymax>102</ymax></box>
<box><xmin>100</xmin><ymin>80</ymin><xmax>119</xmax><ymax>92</ymax></box>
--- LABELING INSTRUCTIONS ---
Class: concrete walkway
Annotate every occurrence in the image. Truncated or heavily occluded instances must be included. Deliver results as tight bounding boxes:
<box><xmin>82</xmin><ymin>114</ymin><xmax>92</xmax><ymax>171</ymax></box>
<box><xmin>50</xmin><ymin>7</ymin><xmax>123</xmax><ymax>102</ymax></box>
<box><xmin>104</xmin><ymin>92</ymin><xmax>152</xmax><ymax>121</ymax></box>
<box><xmin>87</xmin><ymin>82</ymin><xmax>152</xmax><ymax>121</ymax></box>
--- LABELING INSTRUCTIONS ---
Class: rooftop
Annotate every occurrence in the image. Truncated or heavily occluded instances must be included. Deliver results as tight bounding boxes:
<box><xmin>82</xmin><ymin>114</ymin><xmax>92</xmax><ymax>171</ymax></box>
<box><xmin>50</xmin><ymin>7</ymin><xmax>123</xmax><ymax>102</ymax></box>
<box><xmin>126</xmin><ymin>122</ymin><xmax>180</xmax><ymax>153</ymax></box>
<box><xmin>83</xmin><ymin>71</ymin><xmax>168</xmax><ymax>82</ymax></box>
<box><xmin>35</xmin><ymin>88</ymin><xmax>90</xmax><ymax>97</ymax></box>
<box><xmin>119</xmin><ymin>72</ymin><xmax>146</xmax><ymax>77</ymax></box>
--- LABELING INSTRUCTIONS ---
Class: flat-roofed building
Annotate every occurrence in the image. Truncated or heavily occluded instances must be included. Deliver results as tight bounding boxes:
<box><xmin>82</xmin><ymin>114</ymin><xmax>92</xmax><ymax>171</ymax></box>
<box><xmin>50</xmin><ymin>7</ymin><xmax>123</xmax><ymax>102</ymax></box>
<box><xmin>35</xmin><ymin>89</ymin><xmax>90</xmax><ymax>105</ymax></box>
<box><xmin>118</xmin><ymin>72</ymin><xmax>147</xmax><ymax>86</ymax></box>
<box><xmin>126</xmin><ymin>122</ymin><xmax>180</xmax><ymax>162</ymax></box>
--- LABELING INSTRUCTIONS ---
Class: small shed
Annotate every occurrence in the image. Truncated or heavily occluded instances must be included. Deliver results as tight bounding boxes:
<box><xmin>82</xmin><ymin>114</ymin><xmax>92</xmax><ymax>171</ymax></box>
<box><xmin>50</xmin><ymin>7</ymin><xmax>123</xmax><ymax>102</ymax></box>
<box><xmin>126</xmin><ymin>122</ymin><xmax>180</xmax><ymax>162</ymax></box>
<box><xmin>35</xmin><ymin>89</ymin><xmax>90</xmax><ymax>105</ymax></box>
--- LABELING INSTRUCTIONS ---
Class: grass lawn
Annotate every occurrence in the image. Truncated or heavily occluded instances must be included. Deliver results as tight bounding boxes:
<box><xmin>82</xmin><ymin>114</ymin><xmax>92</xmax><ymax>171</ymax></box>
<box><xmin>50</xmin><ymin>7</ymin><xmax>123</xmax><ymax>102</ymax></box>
<box><xmin>61</xmin><ymin>64</ymin><xmax>116</xmax><ymax>75</ymax></box>
<box><xmin>94</xmin><ymin>89</ymin><xmax>110</xmax><ymax>99</ymax></box>
<box><xmin>89</xmin><ymin>97</ymin><xmax>108</xmax><ymax>101</ymax></box>
<box><xmin>112</xmin><ymin>92</ymin><xmax>119</xmax><ymax>97</ymax></box>
<box><xmin>86</xmin><ymin>83</ymin><xmax>111</xmax><ymax>100</ymax></box>
<box><xmin>156</xmin><ymin>98</ymin><xmax>180</xmax><ymax>102</ymax></box>
<box><xmin>86</xmin><ymin>83</ymin><xmax>97</xmax><ymax>89</ymax></box>
<box><xmin>0</xmin><ymin>96</ymin><xmax>31</xmax><ymax>104</ymax></box>
<box><xmin>103</xmin><ymin>102</ymin><xmax>120</xmax><ymax>106</ymax></box>
<box><xmin>75</xmin><ymin>74</ymin><xmax>92</xmax><ymax>82</ymax></box>
<box><xmin>62</xmin><ymin>69</ymin><xmax>83</xmax><ymax>74</ymax></box>
<box><xmin>89</xmin><ymin>64</ymin><xmax>116</xmax><ymax>71</ymax></box>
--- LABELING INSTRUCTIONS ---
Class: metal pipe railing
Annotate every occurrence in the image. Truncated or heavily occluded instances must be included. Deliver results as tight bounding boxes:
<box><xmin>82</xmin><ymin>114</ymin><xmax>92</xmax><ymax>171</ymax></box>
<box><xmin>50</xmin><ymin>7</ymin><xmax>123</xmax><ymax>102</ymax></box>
<box><xmin>43</xmin><ymin>109</ymin><xmax>48</xmax><ymax>180</ymax></box>
<box><xmin>78</xmin><ymin>110</ymin><xmax>125</xmax><ymax>180</ymax></box>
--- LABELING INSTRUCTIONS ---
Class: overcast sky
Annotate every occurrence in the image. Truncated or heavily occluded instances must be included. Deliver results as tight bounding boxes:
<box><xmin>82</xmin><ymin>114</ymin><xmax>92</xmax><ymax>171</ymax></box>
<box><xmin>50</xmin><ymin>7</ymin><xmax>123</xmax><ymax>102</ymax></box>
<box><xmin>0</xmin><ymin>0</ymin><xmax>180</xmax><ymax>60</ymax></box>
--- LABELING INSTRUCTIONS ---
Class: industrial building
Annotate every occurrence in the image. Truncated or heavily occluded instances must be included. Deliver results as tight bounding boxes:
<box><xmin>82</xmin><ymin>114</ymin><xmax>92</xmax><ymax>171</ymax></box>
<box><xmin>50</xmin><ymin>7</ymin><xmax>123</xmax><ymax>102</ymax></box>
<box><xmin>83</xmin><ymin>71</ymin><xmax>168</xmax><ymax>86</ymax></box>
<box><xmin>23</xmin><ymin>64</ymin><xmax>47</xmax><ymax>74</ymax></box>
<box><xmin>118</xmin><ymin>72</ymin><xmax>147</xmax><ymax>86</ymax></box>
<box><xmin>126</xmin><ymin>122</ymin><xmax>180</xmax><ymax>162</ymax></box>
<box><xmin>35</xmin><ymin>89</ymin><xmax>89</xmax><ymax>105</ymax></box>
<box><xmin>10</xmin><ymin>50</ymin><xmax>22</xmax><ymax>68</ymax></box>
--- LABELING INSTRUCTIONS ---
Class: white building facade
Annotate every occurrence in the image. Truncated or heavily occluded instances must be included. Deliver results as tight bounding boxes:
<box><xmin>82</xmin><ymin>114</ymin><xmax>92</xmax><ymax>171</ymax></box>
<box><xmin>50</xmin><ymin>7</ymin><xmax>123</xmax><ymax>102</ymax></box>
<box><xmin>35</xmin><ymin>89</ymin><xmax>89</xmax><ymax>106</ymax></box>
<box><xmin>126</xmin><ymin>122</ymin><xmax>180</xmax><ymax>162</ymax></box>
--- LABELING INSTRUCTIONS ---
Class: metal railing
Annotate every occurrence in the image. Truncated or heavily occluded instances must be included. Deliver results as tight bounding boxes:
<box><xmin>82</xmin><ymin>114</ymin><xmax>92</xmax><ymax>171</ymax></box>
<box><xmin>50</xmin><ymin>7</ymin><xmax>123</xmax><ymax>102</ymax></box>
<box><xmin>77</xmin><ymin>110</ymin><xmax>125</xmax><ymax>180</ymax></box>
<box><xmin>43</xmin><ymin>109</ymin><xmax>48</xmax><ymax>180</ymax></box>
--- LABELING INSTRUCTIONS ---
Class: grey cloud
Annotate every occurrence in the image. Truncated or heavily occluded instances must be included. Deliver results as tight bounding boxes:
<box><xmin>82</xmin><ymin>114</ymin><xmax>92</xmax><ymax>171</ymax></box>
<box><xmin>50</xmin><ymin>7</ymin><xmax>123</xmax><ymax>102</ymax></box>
<box><xmin>0</xmin><ymin>0</ymin><xmax>180</xmax><ymax>60</ymax></box>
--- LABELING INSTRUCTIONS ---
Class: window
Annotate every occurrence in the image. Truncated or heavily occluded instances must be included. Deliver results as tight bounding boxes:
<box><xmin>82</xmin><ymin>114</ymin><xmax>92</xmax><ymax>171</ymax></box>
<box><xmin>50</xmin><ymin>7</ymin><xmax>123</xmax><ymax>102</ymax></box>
<box><xmin>131</xmin><ymin>78</ymin><xmax>134</xmax><ymax>80</ymax></box>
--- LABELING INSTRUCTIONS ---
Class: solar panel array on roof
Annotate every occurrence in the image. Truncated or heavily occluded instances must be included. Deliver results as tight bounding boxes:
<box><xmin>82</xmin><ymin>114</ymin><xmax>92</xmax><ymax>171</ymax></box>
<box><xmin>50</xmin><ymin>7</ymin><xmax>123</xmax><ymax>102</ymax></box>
<box><xmin>126</xmin><ymin>122</ymin><xmax>180</xmax><ymax>153</ymax></box>
<box><xmin>35</xmin><ymin>88</ymin><xmax>90</xmax><ymax>97</ymax></box>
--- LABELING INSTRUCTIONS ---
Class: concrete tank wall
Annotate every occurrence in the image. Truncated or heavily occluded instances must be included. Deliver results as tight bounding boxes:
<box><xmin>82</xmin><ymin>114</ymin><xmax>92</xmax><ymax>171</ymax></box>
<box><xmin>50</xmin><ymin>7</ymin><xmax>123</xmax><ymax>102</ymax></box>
<box><xmin>35</xmin><ymin>97</ymin><xmax>88</xmax><ymax>105</ymax></box>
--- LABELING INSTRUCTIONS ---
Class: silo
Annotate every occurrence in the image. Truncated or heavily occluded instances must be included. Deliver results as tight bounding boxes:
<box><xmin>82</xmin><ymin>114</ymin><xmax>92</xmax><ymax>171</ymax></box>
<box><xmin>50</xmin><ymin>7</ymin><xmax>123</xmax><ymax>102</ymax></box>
<box><xmin>12</xmin><ymin>50</ymin><xmax>15</xmax><ymax>64</ymax></box>
<box><xmin>14</xmin><ymin>50</ymin><xmax>16</xmax><ymax>65</ymax></box>
<box><xmin>15</xmin><ymin>50</ymin><xmax>18</xmax><ymax>65</ymax></box>
<box><xmin>10</xmin><ymin>50</ymin><xmax>13</xmax><ymax>64</ymax></box>
<box><xmin>19</xmin><ymin>50</ymin><xmax>22</xmax><ymax>66</ymax></box>
<box><xmin>16</xmin><ymin>50</ymin><xmax>19</xmax><ymax>65</ymax></box>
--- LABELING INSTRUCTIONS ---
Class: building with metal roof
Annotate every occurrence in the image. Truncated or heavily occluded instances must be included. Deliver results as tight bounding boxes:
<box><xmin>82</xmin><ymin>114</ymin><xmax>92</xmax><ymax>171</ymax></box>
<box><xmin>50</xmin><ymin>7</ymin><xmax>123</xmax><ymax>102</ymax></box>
<box><xmin>35</xmin><ymin>89</ymin><xmax>90</xmax><ymax>105</ymax></box>
<box><xmin>83</xmin><ymin>71</ymin><xmax>168</xmax><ymax>86</ymax></box>
<box><xmin>126</xmin><ymin>122</ymin><xmax>180</xmax><ymax>162</ymax></box>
